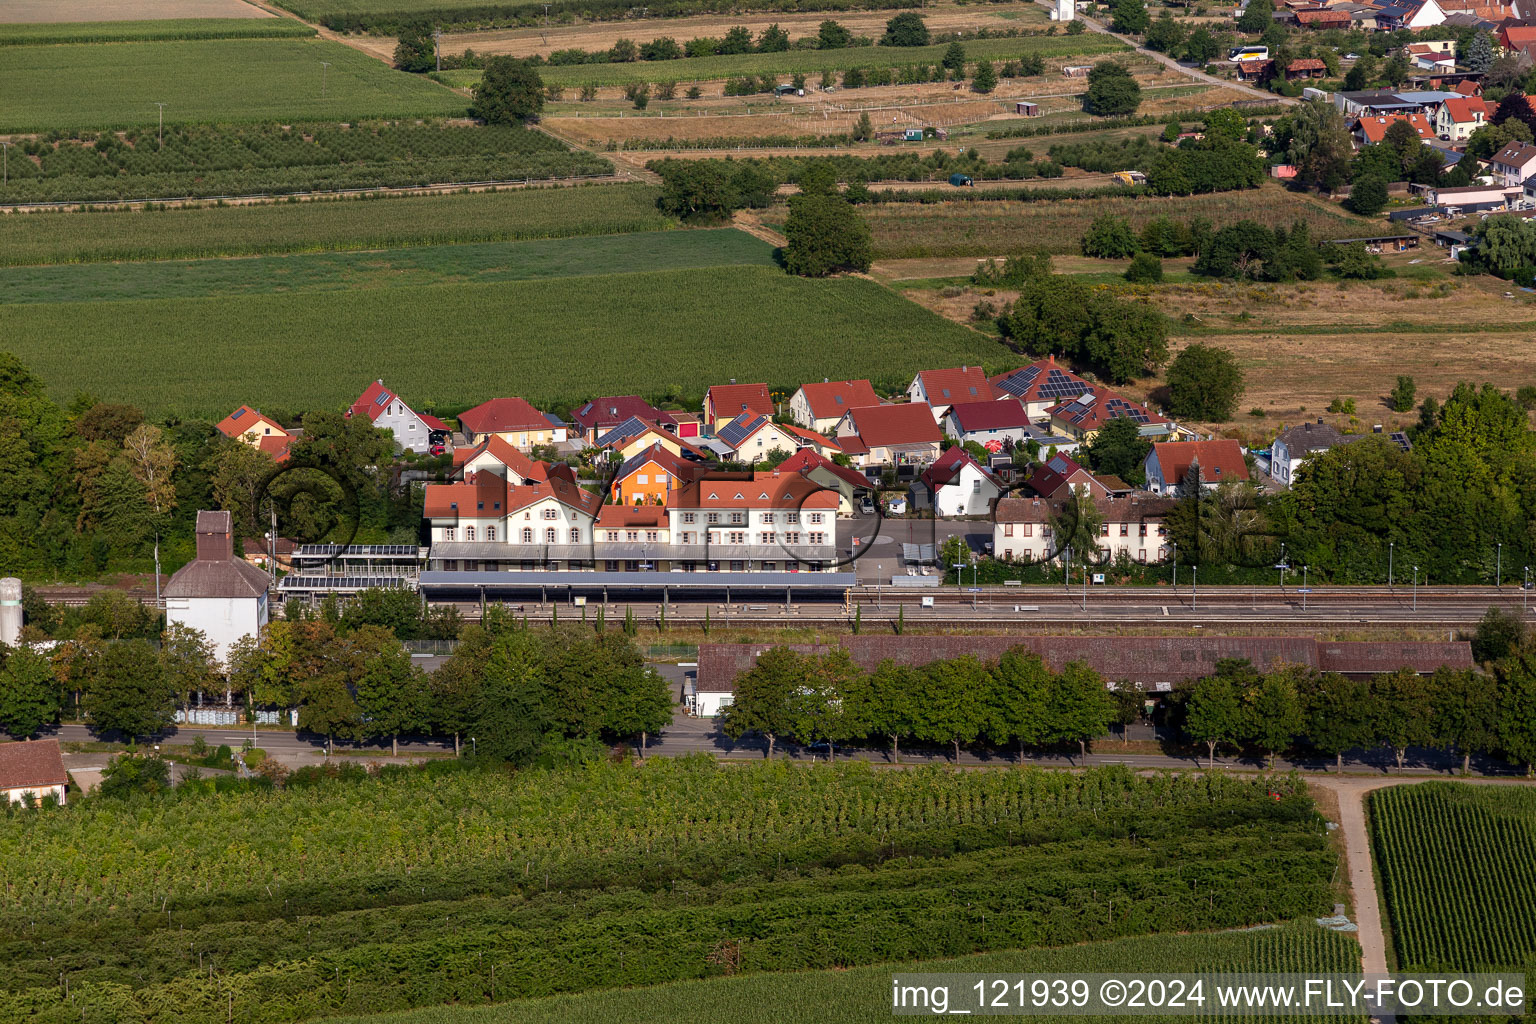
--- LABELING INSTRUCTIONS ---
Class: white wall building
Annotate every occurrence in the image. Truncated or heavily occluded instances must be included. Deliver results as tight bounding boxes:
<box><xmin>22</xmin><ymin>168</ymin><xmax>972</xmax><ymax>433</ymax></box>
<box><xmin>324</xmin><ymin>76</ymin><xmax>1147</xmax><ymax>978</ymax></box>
<box><xmin>163</xmin><ymin>511</ymin><xmax>271</xmax><ymax>666</ymax></box>
<box><xmin>0</xmin><ymin>739</ymin><xmax>68</xmax><ymax>806</ymax></box>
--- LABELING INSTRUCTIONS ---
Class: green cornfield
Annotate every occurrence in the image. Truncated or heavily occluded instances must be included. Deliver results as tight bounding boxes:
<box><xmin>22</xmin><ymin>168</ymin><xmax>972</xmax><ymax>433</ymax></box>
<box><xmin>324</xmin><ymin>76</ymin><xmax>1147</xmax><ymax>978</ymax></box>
<box><xmin>0</xmin><ymin>264</ymin><xmax>1011</xmax><ymax>414</ymax></box>
<box><xmin>452</xmin><ymin>35</ymin><xmax>1127</xmax><ymax>88</ymax></box>
<box><xmin>0</xmin><ymin>38</ymin><xmax>465</xmax><ymax>132</ymax></box>
<box><xmin>0</xmin><ymin>18</ymin><xmax>317</xmax><ymax>45</ymax></box>
<box><xmin>1370</xmin><ymin>782</ymin><xmax>1536</xmax><ymax>971</ymax></box>
<box><xmin>316</xmin><ymin>926</ymin><xmax>1365</xmax><ymax>1024</ymax></box>
<box><xmin>0</xmin><ymin>121</ymin><xmax>609</xmax><ymax>204</ymax></box>
<box><xmin>862</xmin><ymin>185</ymin><xmax>1375</xmax><ymax>258</ymax></box>
<box><xmin>0</xmin><ymin>762</ymin><xmax>1342</xmax><ymax>1024</ymax></box>
<box><xmin>0</xmin><ymin>184</ymin><xmax>671</xmax><ymax>265</ymax></box>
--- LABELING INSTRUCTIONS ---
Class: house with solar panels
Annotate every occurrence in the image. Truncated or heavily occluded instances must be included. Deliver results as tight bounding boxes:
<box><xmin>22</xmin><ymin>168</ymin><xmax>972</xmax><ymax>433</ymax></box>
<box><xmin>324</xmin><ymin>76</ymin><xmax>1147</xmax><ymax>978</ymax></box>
<box><xmin>345</xmin><ymin>380</ymin><xmax>449</xmax><ymax>455</ymax></box>
<box><xmin>990</xmin><ymin>359</ymin><xmax>1096</xmax><ymax>420</ymax></box>
<box><xmin>1047</xmin><ymin>387</ymin><xmax>1173</xmax><ymax>442</ymax></box>
<box><xmin>570</xmin><ymin>396</ymin><xmax>677</xmax><ymax>445</ymax></box>
<box><xmin>715</xmin><ymin>413</ymin><xmax>800</xmax><ymax>464</ymax></box>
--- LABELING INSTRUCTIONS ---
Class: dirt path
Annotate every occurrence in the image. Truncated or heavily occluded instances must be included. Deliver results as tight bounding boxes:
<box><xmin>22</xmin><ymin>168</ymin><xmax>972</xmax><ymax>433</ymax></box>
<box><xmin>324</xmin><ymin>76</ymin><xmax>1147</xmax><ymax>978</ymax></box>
<box><xmin>733</xmin><ymin>209</ymin><xmax>787</xmax><ymax>247</ymax></box>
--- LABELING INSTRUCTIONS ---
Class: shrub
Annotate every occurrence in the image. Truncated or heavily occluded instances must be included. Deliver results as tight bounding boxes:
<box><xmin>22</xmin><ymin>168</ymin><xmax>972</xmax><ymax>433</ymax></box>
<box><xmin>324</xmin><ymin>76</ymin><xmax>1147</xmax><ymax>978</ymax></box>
<box><xmin>1081</xmin><ymin>214</ymin><xmax>1140</xmax><ymax>258</ymax></box>
<box><xmin>1124</xmin><ymin>252</ymin><xmax>1163</xmax><ymax>283</ymax></box>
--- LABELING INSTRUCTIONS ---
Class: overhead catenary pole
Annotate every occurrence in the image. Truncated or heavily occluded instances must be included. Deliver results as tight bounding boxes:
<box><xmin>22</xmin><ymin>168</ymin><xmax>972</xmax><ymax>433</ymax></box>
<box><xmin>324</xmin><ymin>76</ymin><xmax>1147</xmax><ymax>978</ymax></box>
<box><xmin>154</xmin><ymin>102</ymin><xmax>166</xmax><ymax>146</ymax></box>
<box><xmin>1389</xmin><ymin>540</ymin><xmax>1394</xmax><ymax>589</ymax></box>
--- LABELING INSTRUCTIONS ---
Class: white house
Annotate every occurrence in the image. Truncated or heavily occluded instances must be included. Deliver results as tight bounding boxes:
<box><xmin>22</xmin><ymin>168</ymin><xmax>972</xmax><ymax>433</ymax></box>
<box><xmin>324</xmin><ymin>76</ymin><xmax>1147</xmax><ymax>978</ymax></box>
<box><xmin>715</xmin><ymin>413</ymin><xmax>801</xmax><ymax>463</ymax></box>
<box><xmin>1270</xmin><ymin>419</ymin><xmax>1350</xmax><ymax>487</ymax></box>
<box><xmin>426</xmin><ymin>476</ymin><xmax>601</xmax><ymax>570</ymax></box>
<box><xmin>1434</xmin><ymin>95</ymin><xmax>1489</xmax><ymax>142</ymax></box>
<box><xmin>1490</xmin><ymin>142</ymin><xmax>1536</xmax><ymax>188</ymax></box>
<box><xmin>0</xmin><ymin>739</ymin><xmax>68</xmax><ymax>806</ymax></box>
<box><xmin>906</xmin><ymin>366</ymin><xmax>996</xmax><ymax>422</ymax></box>
<box><xmin>911</xmin><ymin>447</ymin><xmax>1004</xmax><ymax>517</ymax></box>
<box><xmin>1143</xmin><ymin>440</ymin><xmax>1250</xmax><ymax>494</ymax></box>
<box><xmin>346</xmin><ymin>380</ymin><xmax>448</xmax><ymax>454</ymax></box>
<box><xmin>941</xmin><ymin>398</ymin><xmax>1036</xmax><ymax>450</ymax></box>
<box><xmin>789</xmin><ymin>379</ymin><xmax>880</xmax><ymax>434</ymax></box>
<box><xmin>992</xmin><ymin>493</ymin><xmax>1175</xmax><ymax>564</ymax></box>
<box><xmin>164</xmin><ymin>511</ymin><xmax>272</xmax><ymax>666</ymax></box>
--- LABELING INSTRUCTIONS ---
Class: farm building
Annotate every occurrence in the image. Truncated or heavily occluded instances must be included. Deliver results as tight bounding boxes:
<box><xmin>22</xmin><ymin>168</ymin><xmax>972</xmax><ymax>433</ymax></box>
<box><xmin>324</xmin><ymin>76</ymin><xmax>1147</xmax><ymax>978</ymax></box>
<box><xmin>1063</xmin><ymin>65</ymin><xmax>1092</xmax><ymax>77</ymax></box>
<box><xmin>1015</xmin><ymin>101</ymin><xmax>1040</xmax><ymax>116</ymax></box>
<box><xmin>164</xmin><ymin>511</ymin><xmax>272</xmax><ymax>666</ymax></box>
<box><xmin>0</xmin><ymin>739</ymin><xmax>68</xmax><ymax>807</ymax></box>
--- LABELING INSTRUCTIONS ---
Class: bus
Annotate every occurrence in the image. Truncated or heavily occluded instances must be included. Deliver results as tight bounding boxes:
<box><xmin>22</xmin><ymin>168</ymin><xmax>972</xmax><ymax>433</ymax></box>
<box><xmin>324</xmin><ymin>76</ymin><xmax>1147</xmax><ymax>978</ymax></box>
<box><xmin>1229</xmin><ymin>45</ymin><xmax>1268</xmax><ymax>61</ymax></box>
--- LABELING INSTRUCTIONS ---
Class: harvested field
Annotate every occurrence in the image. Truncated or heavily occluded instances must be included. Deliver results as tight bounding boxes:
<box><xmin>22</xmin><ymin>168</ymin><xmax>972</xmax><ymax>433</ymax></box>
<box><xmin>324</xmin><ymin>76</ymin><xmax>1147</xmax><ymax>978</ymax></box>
<box><xmin>346</xmin><ymin>3</ymin><xmax>1050</xmax><ymax>62</ymax></box>
<box><xmin>0</xmin><ymin>0</ymin><xmax>270</xmax><ymax>20</ymax></box>
<box><xmin>0</xmin><ymin>37</ymin><xmax>465</xmax><ymax>131</ymax></box>
<box><xmin>862</xmin><ymin>184</ymin><xmax>1374</xmax><ymax>258</ymax></box>
<box><xmin>0</xmin><ymin>19</ymin><xmax>313</xmax><ymax>44</ymax></box>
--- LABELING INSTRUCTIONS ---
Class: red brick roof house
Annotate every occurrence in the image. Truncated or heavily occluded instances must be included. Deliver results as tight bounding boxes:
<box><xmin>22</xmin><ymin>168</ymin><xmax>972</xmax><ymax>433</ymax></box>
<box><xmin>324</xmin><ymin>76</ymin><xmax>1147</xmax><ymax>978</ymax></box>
<box><xmin>215</xmin><ymin>406</ymin><xmax>288</xmax><ymax>447</ymax></box>
<box><xmin>1048</xmin><ymin>387</ymin><xmax>1172</xmax><ymax>441</ymax></box>
<box><xmin>833</xmin><ymin>403</ymin><xmax>944</xmax><ymax>467</ymax></box>
<box><xmin>570</xmin><ymin>396</ymin><xmax>677</xmax><ymax>444</ymax></box>
<box><xmin>703</xmin><ymin>382</ymin><xmax>774</xmax><ymax>429</ymax></box>
<box><xmin>1025</xmin><ymin>453</ymin><xmax>1115</xmax><ymax>500</ymax></box>
<box><xmin>790</xmin><ymin>379</ymin><xmax>881</xmax><ymax>433</ymax></box>
<box><xmin>1292</xmin><ymin>8</ymin><xmax>1351</xmax><ymax>26</ymax></box>
<box><xmin>1143</xmin><ymin>439</ymin><xmax>1249</xmax><ymax>494</ymax></box>
<box><xmin>907</xmin><ymin>366</ymin><xmax>997</xmax><ymax>421</ymax></box>
<box><xmin>990</xmin><ymin>358</ymin><xmax>1094</xmax><ymax>419</ymax></box>
<box><xmin>912</xmin><ymin>447</ymin><xmax>1004</xmax><ymax>517</ymax></box>
<box><xmin>458</xmin><ymin>397</ymin><xmax>568</xmax><ymax>449</ymax></box>
<box><xmin>941</xmin><ymin>398</ymin><xmax>1036</xmax><ymax>451</ymax></box>
<box><xmin>777</xmin><ymin>448</ymin><xmax>871</xmax><ymax>516</ymax></box>
<box><xmin>0</xmin><ymin>739</ymin><xmax>68</xmax><ymax>806</ymax></box>
<box><xmin>345</xmin><ymin>379</ymin><xmax>445</xmax><ymax>454</ymax></box>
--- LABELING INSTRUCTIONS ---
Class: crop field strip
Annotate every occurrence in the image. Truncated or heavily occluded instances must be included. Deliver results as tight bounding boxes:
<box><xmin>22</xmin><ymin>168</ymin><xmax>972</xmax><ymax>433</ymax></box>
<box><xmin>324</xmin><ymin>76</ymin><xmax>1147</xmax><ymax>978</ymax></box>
<box><xmin>0</xmin><ymin>264</ymin><xmax>1008</xmax><ymax>414</ymax></box>
<box><xmin>0</xmin><ymin>19</ymin><xmax>315</xmax><ymax>44</ymax></box>
<box><xmin>0</xmin><ymin>37</ymin><xmax>465</xmax><ymax>132</ymax></box>
<box><xmin>0</xmin><ymin>228</ymin><xmax>776</xmax><ymax>303</ymax></box>
<box><xmin>440</xmin><ymin>35</ymin><xmax>1127</xmax><ymax>88</ymax></box>
<box><xmin>862</xmin><ymin>186</ymin><xmax>1375</xmax><ymax>259</ymax></box>
<box><xmin>0</xmin><ymin>183</ymin><xmax>672</xmax><ymax>265</ymax></box>
<box><xmin>0</xmin><ymin>122</ymin><xmax>609</xmax><ymax>204</ymax></box>
<box><xmin>0</xmin><ymin>763</ymin><xmax>1341</xmax><ymax>1024</ymax></box>
<box><xmin>1369</xmin><ymin>783</ymin><xmax>1536</xmax><ymax>971</ymax></box>
<box><xmin>316</xmin><ymin>926</ymin><xmax>1365</xmax><ymax>1024</ymax></box>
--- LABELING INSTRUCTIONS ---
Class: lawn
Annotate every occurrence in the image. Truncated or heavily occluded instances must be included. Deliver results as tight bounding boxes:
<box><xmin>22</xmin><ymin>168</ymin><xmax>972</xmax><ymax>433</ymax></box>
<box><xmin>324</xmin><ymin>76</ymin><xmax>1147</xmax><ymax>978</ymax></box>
<box><xmin>316</xmin><ymin>925</ymin><xmax>1363</xmax><ymax>1024</ymax></box>
<box><xmin>0</xmin><ymin>228</ymin><xmax>776</xmax><ymax>303</ymax></box>
<box><xmin>862</xmin><ymin>184</ymin><xmax>1375</xmax><ymax>259</ymax></box>
<box><xmin>0</xmin><ymin>184</ymin><xmax>672</xmax><ymax>265</ymax></box>
<box><xmin>0</xmin><ymin>37</ymin><xmax>465</xmax><ymax>131</ymax></box>
<box><xmin>0</xmin><ymin>264</ymin><xmax>1011</xmax><ymax>414</ymax></box>
<box><xmin>1370</xmin><ymin>782</ymin><xmax>1536</xmax><ymax>972</ymax></box>
<box><xmin>0</xmin><ymin>18</ymin><xmax>314</xmax><ymax>43</ymax></box>
<box><xmin>440</xmin><ymin>35</ymin><xmax>1127</xmax><ymax>88</ymax></box>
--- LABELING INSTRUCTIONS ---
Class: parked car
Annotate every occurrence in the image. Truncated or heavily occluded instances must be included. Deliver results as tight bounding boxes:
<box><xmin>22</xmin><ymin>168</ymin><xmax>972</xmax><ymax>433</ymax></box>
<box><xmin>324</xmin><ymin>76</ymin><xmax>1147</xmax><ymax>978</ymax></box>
<box><xmin>859</xmin><ymin>497</ymin><xmax>876</xmax><ymax>515</ymax></box>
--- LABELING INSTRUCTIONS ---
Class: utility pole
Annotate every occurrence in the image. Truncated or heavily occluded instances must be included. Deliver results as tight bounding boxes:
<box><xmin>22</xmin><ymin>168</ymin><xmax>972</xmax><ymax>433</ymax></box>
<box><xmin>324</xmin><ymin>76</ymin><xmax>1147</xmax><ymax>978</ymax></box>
<box><xmin>1081</xmin><ymin>558</ymin><xmax>1087</xmax><ymax>611</ymax></box>
<box><xmin>320</xmin><ymin>61</ymin><xmax>331</xmax><ymax>99</ymax></box>
<box><xmin>1413</xmin><ymin>566</ymin><xmax>1419</xmax><ymax>612</ymax></box>
<box><xmin>1192</xmin><ymin>564</ymin><xmax>1197</xmax><ymax>610</ymax></box>
<box><xmin>433</xmin><ymin>27</ymin><xmax>442</xmax><ymax>72</ymax></box>
<box><xmin>1526</xmin><ymin>566</ymin><xmax>1530</xmax><ymax>615</ymax></box>
<box><xmin>1301</xmin><ymin>565</ymin><xmax>1308</xmax><ymax>611</ymax></box>
<box><xmin>1497</xmin><ymin>542</ymin><xmax>1502</xmax><ymax>588</ymax></box>
<box><xmin>1388</xmin><ymin>540</ymin><xmax>1394</xmax><ymax>589</ymax></box>
<box><xmin>0</xmin><ymin>141</ymin><xmax>9</xmax><ymax>187</ymax></box>
<box><xmin>1064</xmin><ymin>546</ymin><xmax>1071</xmax><ymax>595</ymax></box>
<box><xmin>1171</xmin><ymin>541</ymin><xmax>1177</xmax><ymax>589</ymax></box>
<box><xmin>154</xmin><ymin>102</ymin><xmax>166</xmax><ymax>146</ymax></box>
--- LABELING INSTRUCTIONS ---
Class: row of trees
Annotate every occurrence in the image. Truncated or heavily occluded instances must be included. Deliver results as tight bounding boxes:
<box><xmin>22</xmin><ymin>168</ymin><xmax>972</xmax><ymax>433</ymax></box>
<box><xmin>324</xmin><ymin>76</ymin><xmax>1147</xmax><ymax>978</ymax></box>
<box><xmin>722</xmin><ymin>646</ymin><xmax>1129</xmax><ymax>761</ymax></box>
<box><xmin>1178</xmin><ymin>652</ymin><xmax>1536</xmax><ymax>773</ymax></box>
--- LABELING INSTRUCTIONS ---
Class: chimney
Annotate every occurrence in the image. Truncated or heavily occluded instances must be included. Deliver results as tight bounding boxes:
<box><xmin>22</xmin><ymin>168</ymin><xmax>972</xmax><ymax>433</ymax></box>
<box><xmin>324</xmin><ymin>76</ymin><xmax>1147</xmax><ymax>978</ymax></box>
<box><xmin>729</xmin><ymin>378</ymin><xmax>736</xmax><ymax>385</ymax></box>
<box><xmin>194</xmin><ymin>510</ymin><xmax>233</xmax><ymax>562</ymax></box>
<box><xmin>1373</xmin><ymin>423</ymin><xmax>1384</xmax><ymax>433</ymax></box>
<box><xmin>1317</xmin><ymin>417</ymin><xmax>1325</xmax><ymax>424</ymax></box>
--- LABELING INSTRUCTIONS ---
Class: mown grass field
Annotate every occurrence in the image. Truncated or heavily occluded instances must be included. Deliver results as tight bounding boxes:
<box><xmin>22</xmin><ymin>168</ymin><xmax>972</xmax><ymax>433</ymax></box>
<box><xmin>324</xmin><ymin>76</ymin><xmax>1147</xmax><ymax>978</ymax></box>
<box><xmin>862</xmin><ymin>185</ymin><xmax>1375</xmax><ymax>259</ymax></box>
<box><xmin>0</xmin><ymin>18</ymin><xmax>314</xmax><ymax>44</ymax></box>
<box><xmin>0</xmin><ymin>228</ymin><xmax>775</xmax><ymax>303</ymax></box>
<box><xmin>0</xmin><ymin>264</ymin><xmax>1009</xmax><ymax>414</ymax></box>
<box><xmin>440</xmin><ymin>35</ymin><xmax>1127</xmax><ymax>88</ymax></box>
<box><xmin>1371</xmin><ymin>782</ymin><xmax>1536</xmax><ymax>972</ymax></box>
<box><xmin>0</xmin><ymin>184</ymin><xmax>670</xmax><ymax>265</ymax></box>
<box><xmin>316</xmin><ymin>926</ymin><xmax>1363</xmax><ymax>1024</ymax></box>
<box><xmin>0</xmin><ymin>37</ymin><xmax>465</xmax><ymax>131</ymax></box>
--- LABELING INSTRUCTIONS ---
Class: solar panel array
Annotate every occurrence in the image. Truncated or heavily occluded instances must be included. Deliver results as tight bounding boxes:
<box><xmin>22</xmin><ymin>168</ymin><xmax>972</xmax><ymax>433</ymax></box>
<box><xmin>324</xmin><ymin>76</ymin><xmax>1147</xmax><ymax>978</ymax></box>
<box><xmin>279</xmin><ymin>575</ymin><xmax>414</xmax><ymax>590</ymax></box>
<box><xmin>1034</xmin><ymin>369</ymin><xmax>1090</xmax><ymax>400</ymax></box>
<box><xmin>294</xmin><ymin>544</ymin><xmax>419</xmax><ymax>557</ymax></box>
<box><xmin>995</xmin><ymin>365</ymin><xmax>1041</xmax><ymax>396</ymax></box>
<box><xmin>717</xmin><ymin>414</ymin><xmax>766</xmax><ymax>448</ymax></box>
<box><xmin>1103</xmin><ymin>398</ymin><xmax>1152</xmax><ymax>423</ymax></box>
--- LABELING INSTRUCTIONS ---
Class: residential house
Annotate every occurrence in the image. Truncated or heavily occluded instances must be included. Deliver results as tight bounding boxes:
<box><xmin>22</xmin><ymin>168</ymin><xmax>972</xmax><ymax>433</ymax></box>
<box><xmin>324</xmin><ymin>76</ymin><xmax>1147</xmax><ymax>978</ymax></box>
<box><xmin>1405</xmin><ymin>41</ymin><xmax>1458</xmax><ymax>70</ymax></box>
<box><xmin>426</xmin><ymin>476</ymin><xmax>602</xmax><ymax>571</ymax></box>
<box><xmin>1143</xmin><ymin>439</ymin><xmax>1250</xmax><ymax>494</ymax></box>
<box><xmin>1491</xmin><ymin>141</ymin><xmax>1536</xmax><ymax>186</ymax></box>
<box><xmin>990</xmin><ymin>359</ymin><xmax>1094</xmax><ymax>419</ymax></box>
<box><xmin>1270</xmin><ymin>419</ymin><xmax>1351</xmax><ymax>487</ymax></box>
<box><xmin>453</xmin><ymin>434</ymin><xmax>549</xmax><ymax>484</ymax></box>
<box><xmin>595</xmin><ymin>416</ymin><xmax>711</xmax><ymax>462</ymax></box>
<box><xmin>1428</xmin><ymin>182</ymin><xmax>1520</xmax><ymax>212</ymax></box>
<box><xmin>1453</xmin><ymin>78</ymin><xmax>1484</xmax><ymax>96</ymax></box>
<box><xmin>1025</xmin><ymin>453</ymin><xmax>1123</xmax><ymax>500</ymax></box>
<box><xmin>906</xmin><ymin>366</ymin><xmax>997</xmax><ymax>422</ymax></box>
<box><xmin>664</xmin><ymin>470</ymin><xmax>840</xmax><ymax>572</ymax></box>
<box><xmin>777</xmin><ymin>448</ymin><xmax>871</xmax><ymax>517</ymax></box>
<box><xmin>1047</xmin><ymin>387</ymin><xmax>1173</xmax><ymax>442</ymax></box>
<box><xmin>834</xmin><ymin>403</ymin><xmax>944</xmax><ymax>467</ymax></box>
<box><xmin>703</xmin><ymin>381</ymin><xmax>773</xmax><ymax>429</ymax></box>
<box><xmin>216</xmin><ymin>406</ymin><xmax>288</xmax><ymax>448</ymax></box>
<box><xmin>910</xmin><ymin>447</ymin><xmax>1005</xmax><ymax>517</ymax></box>
<box><xmin>458</xmin><ymin>397</ymin><xmax>568</xmax><ymax>449</ymax></box>
<box><xmin>609</xmin><ymin>443</ymin><xmax>706</xmax><ymax>506</ymax></box>
<box><xmin>1498</xmin><ymin>22</ymin><xmax>1536</xmax><ymax>50</ymax></box>
<box><xmin>942</xmin><ymin>398</ymin><xmax>1036</xmax><ymax>451</ymax></box>
<box><xmin>1375</xmin><ymin>0</ymin><xmax>1446</xmax><ymax>30</ymax></box>
<box><xmin>1352</xmin><ymin>112</ymin><xmax>1435</xmax><ymax>146</ymax></box>
<box><xmin>345</xmin><ymin>380</ymin><xmax>446</xmax><ymax>454</ymax></box>
<box><xmin>594</xmin><ymin>504</ymin><xmax>672</xmax><ymax>571</ymax></box>
<box><xmin>1434</xmin><ymin>95</ymin><xmax>1490</xmax><ymax>140</ymax></box>
<box><xmin>715</xmin><ymin>413</ymin><xmax>802</xmax><ymax>463</ymax></box>
<box><xmin>0</xmin><ymin>739</ymin><xmax>67</xmax><ymax>807</ymax></box>
<box><xmin>1239</xmin><ymin>57</ymin><xmax>1327</xmax><ymax>83</ymax></box>
<box><xmin>1292</xmin><ymin>7</ymin><xmax>1352</xmax><ymax>26</ymax></box>
<box><xmin>789</xmin><ymin>379</ymin><xmax>880</xmax><ymax>433</ymax></box>
<box><xmin>164</xmin><ymin>511</ymin><xmax>272</xmax><ymax>665</ymax></box>
<box><xmin>569</xmin><ymin>396</ymin><xmax>677</xmax><ymax>445</ymax></box>
<box><xmin>781</xmin><ymin>423</ymin><xmax>843</xmax><ymax>458</ymax></box>
<box><xmin>992</xmin><ymin>494</ymin><xmax>1176</xmax><ymax>564</ymax></box>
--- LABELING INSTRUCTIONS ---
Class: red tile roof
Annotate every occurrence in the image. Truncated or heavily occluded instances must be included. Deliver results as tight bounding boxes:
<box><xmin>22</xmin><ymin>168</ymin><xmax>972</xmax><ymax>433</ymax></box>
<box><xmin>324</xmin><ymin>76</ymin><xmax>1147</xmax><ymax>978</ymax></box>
<box><xmin>458</xmin><ymin>397</ymin><xmax>552</xmax><ymax>435</ymax></box>
<box><xmin>257</xmin><ymin>434</ymin><xmax>290</xmax><ymax>464</ymax></box>
<box><xmin>1439</xmin><ymin>95</ymin><xmax>1489</xmax><ymax>124</ymax></box>
<box><xmin>1355</xmin><ymin>112</ymin><xmax>1434</xmax><ymax>143</ymax></box>
<box><xmin>1285</xmin><ymin>57</ymin><xmax>1328</xmax><ymax>71</ymax></box>
<box><xmin>215</xmin><ymin>405</ymin><xmax>282</xmax><ymax>440</ymax></box>
<box><xmin>0</xmin><ymin>739</ymin><xmax>67</xmax><ymax>792</ymax></box>
<box><xmin>989</xmin><ymin>358</ymin><xmax>1093</xmax><ymax>405</ymax></box>
<box><xmin>1293</xmin><ymin>8</ymin><xmax>1349</xmax><ymax>23</ymax></box>
<box><xmin>1048</xmin><ymin>387</ymin><xmax>1169</xmax><ymax>434</ymax></box>
<box><xmin>420</xmin><ymin>413</ymin><xmax>450</xmax><ymax>432</ymax></box>
<box><xmin>671</xmin><ymin>471</ymin><xmax>840</xmax><ymax>511</ymax></box>
<box><xmin>946</xmin><ymin>398</ymin><xmax>1032</xmax><ymax>432</ymax></box>
<box><xmin>917</xmin><ymin>366</ymin><xmax>997</xmax><ymax>404</ymax></box>
<box><xmin>919</xmin><ymin>446</ymin><xmax>999</xmax><ymax>490</ymax></box>
<box><xmin>571</xmin><ymin>396</ymin><xmax>675</xmax><ymax>433</ymax></box>
<box><xmin>615</xmin><ymin>442</ymin><xmax>708</xmax><ymax>486</ymax></box>
<box><xmin>507</xmin><ymin>477</ymin><xmax>602</xmax><ymax>517</ymax></box>
<box><xmin>423</xmin><ymin>475</ymin><xmax>509</xmax><ymax>518</ymax></box>
<box><xmin>1454</xmin><ymin>79</ymin><xmax>1482</xmax><ymax>96</ymax></box>
<box><xmin>597</xmin><ymin>503</ymin><xmax>669</xmax><ymax>528</ymax></box>
<box><xmin>798</xmin><ymin>379</ymin><xmax>880</xmax><ymax>420</ymax></box>
<box><xmin>705</xmin><ymin>382</ymin><xmax>773</xmax><ymax>422</ymax></box>
<box><xmin>347</xmin><ymin>380</ymin><xmax>396</xmax><ymax>423</ymax></box>
<box><xmin>782</xmin><ymin>424</ymin><xmax>841</xmax><ymax>450</ymax></box>
<box><xmin>602</xmin><ymin>417</ymin><xmax>712</xmax><ymax>460</ymax></box>
<box><xmin>454</xmin><ymin>434</ymin><xmax>543</xmax><ymax>481</ymax></box>
<box><xmin>776</xmin><ymin>448</ymin><xmax>869</xmax><ymax>490</ymax></box>
<box><xmin>1151</xmin><ymin>439</ymin><xmax>1249</xmax><ymax>485</ymax></box>
<box><xmin>842</xmin><ymin>403</ymin><xmax>942</xmax><ymax>447</ymax></box>
<box><xmin>1025</xmin><ymin>453</ymin><xmax>1099</xmax><ymax>499</ymax></box>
